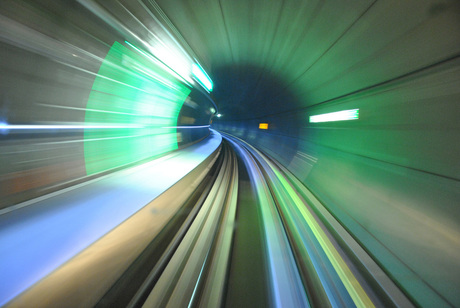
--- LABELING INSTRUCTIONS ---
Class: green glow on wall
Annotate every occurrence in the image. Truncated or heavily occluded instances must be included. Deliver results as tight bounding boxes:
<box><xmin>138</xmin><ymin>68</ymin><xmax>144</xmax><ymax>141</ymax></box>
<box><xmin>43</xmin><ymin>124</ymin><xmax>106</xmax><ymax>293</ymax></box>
<box><xmin>84</xmin><ymin>41</ymin><xmax>191</xmax><ymax>175</ymax></box>
<box><xmin>309</xmin><ymin>109</ymin><xmax>359</xmax><ymax>123</ymax></box>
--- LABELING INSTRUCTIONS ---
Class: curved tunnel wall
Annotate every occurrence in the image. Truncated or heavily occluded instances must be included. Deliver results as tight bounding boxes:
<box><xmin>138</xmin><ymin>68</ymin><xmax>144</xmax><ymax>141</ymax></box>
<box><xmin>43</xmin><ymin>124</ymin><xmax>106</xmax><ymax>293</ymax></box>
<box><xmin>0</xmin><ymin>1</ymin><xmax>213</xmax><ymax>208</ymax></box>
<box><xmin>0</xmin><ymin>0</ymin><xmax>459</xmax><ymax>306</ymax></box>
<box><xmin>205</xmin><ymin>1</ymin><xmax>460</xmax><ymax>305</ymax></box>
<box><xmin>213</xmin><ymin>60</ymin><xmax>460</xmax><ymax>304</ymax></box>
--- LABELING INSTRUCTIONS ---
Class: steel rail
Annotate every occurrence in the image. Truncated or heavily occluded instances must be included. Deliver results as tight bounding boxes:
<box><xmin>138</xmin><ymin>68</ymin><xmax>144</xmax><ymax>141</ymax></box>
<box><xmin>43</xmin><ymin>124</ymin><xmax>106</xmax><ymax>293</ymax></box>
<box><xmin>224</xmin><ymin>134</ymin><xmax>311</xmax><ymax>308</ymax></box>
<box><xmin>222</xmin><ymin>132</ymin><xmax>413</xmax><ymax>308</ymax></box>
<box><xmin>141</xmin><ymin>142</ymin><xmax>239</xmax><ymax>307</ymax></box>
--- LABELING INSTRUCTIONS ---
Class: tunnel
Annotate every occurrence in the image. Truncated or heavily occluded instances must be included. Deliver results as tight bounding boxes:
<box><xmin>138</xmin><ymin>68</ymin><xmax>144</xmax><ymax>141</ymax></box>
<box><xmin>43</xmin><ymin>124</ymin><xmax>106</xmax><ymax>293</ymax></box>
<box><xmin>0</xmin><ymin>0</ymin><xmax>459</xmax><ymax>307</ymax></box>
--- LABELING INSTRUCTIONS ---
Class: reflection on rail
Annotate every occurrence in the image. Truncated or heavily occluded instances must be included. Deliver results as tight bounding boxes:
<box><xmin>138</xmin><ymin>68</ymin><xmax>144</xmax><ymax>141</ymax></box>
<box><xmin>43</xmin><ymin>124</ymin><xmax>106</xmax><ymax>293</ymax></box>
<box><xmin>223</xmin><ymin>134</ymin><xmax>412</xmax><ymax>308</ymax></box>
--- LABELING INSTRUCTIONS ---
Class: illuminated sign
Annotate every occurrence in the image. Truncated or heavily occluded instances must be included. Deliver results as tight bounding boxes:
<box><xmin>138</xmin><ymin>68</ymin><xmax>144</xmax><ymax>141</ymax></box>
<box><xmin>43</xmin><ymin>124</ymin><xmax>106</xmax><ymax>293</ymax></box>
<box><xmin>259</xmin><ymin>123</ymin><xmax>268</xmax><ymax>129</ymax></box>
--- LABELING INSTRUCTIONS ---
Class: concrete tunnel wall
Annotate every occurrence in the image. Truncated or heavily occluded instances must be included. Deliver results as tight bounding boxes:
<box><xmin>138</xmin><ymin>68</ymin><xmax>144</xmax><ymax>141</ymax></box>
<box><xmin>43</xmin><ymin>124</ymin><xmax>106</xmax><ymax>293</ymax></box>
<box><xmin>196</xmin><ymin>1</ymin><xmax>460</xmax><ymax>306</ymax></box>
<box><xmin>0</xmin><ymin>1</ymin><xmax>214</xmax><ymax>208</ymax></box>
<box><xmin>0</xmin><ymin>0</ymin><xmax>459</xmax><ymax>306</ymax></box>
<box><xmin>212</xmin><ymin>63</ymin><xmax>460</xmax><ymax>304</ymax></box>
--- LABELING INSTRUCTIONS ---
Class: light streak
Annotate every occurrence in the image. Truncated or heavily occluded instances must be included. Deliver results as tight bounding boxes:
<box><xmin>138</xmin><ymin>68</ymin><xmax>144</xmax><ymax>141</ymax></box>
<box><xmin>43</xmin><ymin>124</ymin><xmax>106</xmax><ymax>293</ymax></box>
<box><xmin>125</xmin><ymin>41</ymin><xmax>192</xmax><ymax>87</ymax></box>
<box><xmin>271</xmin><ymin>166</ymin><xmax>375</xmax><ymax>308</ymax></box>
<box><xmin>192</xmin><ymin>63</ymin><xmax>213</xmax><ymax>92</ymax></box>
<box><xmin>83</xmin><ymin>41</ymin><xmax>190</xmax><ymax>175</ymax></box>
<box><xmin>309</xmin><ymin>109</ymin><xmax>359</xmax><ymax>123</ymax></box>
<box><xmin>0</xmin><ymin>124</ymin><xmax>145</xmax><ymax>130</ymax></box>
<box><xmin>162</xmin><ymin>125</ymin><xmax>210</xmax><ymax>129</ymax></box>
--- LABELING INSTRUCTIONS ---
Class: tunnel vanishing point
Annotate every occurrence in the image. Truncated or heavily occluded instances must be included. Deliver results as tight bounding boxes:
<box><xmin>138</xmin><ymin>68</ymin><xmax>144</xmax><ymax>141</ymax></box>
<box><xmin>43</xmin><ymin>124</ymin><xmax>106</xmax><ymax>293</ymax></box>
<box><xmin>0</xmin><ymin>0</ymin><xmax>459</xmax><ymax>307</ymax></box>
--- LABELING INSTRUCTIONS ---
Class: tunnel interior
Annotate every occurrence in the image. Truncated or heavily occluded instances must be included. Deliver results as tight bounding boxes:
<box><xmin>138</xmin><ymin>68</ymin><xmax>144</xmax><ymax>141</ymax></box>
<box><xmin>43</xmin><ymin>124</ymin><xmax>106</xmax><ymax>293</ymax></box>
<box><xmin>0</xmin><ymin>0</ymin><xmax>459</xmax><ymax>307</ymax></box>
<box><xmin>211</xmin><ymin>64</ymin><xmax>303</xmax><ymax>119</ymax></box>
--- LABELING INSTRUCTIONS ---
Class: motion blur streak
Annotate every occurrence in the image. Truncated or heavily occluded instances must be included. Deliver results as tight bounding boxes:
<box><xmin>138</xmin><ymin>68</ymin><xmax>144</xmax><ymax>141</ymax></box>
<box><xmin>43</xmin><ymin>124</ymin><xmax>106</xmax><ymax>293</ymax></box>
<box><xmin>225</xmin><ymin>135</ymin><xmax>310</xmax><ymax>308</ymax></box>
<box><xmin>309</xmin><ymin>109</ymin><xmax>359</xmax><ymax>123</ymax></box>
<box><xmin>0</xmin><ymin>132</ymin><xmax>221</xmax><ymax>307</ymax></box>
<box><xmin>1</xmin><ymin>0</ymin><xmax>460</xmax><ymax>307</ymax></box>
<box><xmin>0</xmin><ymin>124</ymin><xmax>146</xmax><ymax>129</ymax></box>
<box><xmin>83</xmin><ymin>40</ymin><xmax>190</xmax><ymax>175</ymax></box>
<box><xmin>225</xmin><ymin>134</ymin><xmax>379</xmax><ymax>307</ymax></box>
<box><xmin>0</xmin><ymin>0</ymin><xmax>215</xmax><ymax>208</ymax></box>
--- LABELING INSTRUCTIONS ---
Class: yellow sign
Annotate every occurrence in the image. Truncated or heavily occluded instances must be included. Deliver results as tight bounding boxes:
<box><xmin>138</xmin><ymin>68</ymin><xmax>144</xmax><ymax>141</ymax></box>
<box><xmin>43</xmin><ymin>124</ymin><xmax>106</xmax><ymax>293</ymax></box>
<box><xmin>259</xmin><ymin>123</ymin><xmax>268</xmax><ymax>129</ymax></box>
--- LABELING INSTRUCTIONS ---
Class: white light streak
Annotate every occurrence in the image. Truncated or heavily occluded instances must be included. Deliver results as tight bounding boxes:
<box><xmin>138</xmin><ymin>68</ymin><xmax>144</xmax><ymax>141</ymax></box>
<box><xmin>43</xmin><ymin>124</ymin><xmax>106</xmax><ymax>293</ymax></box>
<box><xmin>162</xmin><ymin>125</ymin><xmax>210</xmax><ymax>129</ymax></box>
<box><xmin>309</xmin><ymin>109</ymin><xmax>359</xmax><ymax>123</ymax></box>
<box><xmin>192</xmin><ymin>63</ymin><xmax>213</xmax><ymax>92</ymax></box>
<box><xmin>0</xmin><ymin>124</ymin><xmax>145</xmax><ymax>130</ymax></box>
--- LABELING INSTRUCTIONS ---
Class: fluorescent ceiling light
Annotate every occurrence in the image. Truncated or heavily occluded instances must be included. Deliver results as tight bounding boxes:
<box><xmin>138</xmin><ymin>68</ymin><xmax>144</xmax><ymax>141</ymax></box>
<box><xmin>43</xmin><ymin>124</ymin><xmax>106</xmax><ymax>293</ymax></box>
<box><xmin>309</xmin><ymin>109</ymin><xmax>359</xmax><ymax>123</ymax></box>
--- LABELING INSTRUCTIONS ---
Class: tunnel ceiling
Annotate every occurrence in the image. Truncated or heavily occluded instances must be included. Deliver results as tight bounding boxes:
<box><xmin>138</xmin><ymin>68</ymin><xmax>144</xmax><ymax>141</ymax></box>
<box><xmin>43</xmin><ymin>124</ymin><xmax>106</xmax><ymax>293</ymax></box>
<box><xmin>155</xmin><ymin>0</ymin><xmax>460</xmax><ymax>120</ymax></box>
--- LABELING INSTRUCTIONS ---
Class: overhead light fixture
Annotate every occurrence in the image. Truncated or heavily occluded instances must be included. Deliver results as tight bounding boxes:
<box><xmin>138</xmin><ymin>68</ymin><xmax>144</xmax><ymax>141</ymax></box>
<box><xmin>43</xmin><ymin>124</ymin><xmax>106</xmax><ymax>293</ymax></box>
<box><xmin>192</xmin><ymin>63</ymin><xmax>213</xmax><ymax>92</ymax></box>
<box><xmin>216</xmin><ymin>114</ymin><xmax>222</xmax><ymax>118</ymax></box>
<box><xmin>309</xmin><ymin>109</ymin><xmax>359</xmax><ymax>123</ymax></box>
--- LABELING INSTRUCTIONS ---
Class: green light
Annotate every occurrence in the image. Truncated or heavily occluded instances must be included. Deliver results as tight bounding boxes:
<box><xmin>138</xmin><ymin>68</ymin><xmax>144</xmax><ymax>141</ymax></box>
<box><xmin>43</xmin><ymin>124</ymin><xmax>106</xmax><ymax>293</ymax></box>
<box><xmin>309</xmin><ymin>109</ymin><xmax>359</xmax><ymax>123</ymax></box>
<box><xmin>192</xmin><ymin>63</ymin><xmax>213</xmax><ymax>92</ymax></box>
<box><xmin>269</xmin><ymin>166</ymin><xmax>374</xmax><ymax>307</ymax></box>
<box><xmin>84</xmin><ymin>41</ymin><xmax>191</xmax><ymax>175</ymax></box>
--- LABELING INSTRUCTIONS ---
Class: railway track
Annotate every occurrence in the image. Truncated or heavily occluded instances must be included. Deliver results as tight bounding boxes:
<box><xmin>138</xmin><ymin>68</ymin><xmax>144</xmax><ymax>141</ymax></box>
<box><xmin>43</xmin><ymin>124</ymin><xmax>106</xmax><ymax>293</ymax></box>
<box><xmin>126</xmin><ymin>134</ymin><xmax>412</xmax><ymax>307</ymax></box>
<box><xmin>6</xmin><ymin>132</ymin><xmax>412</xmax><ymax>307</ymax></box>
